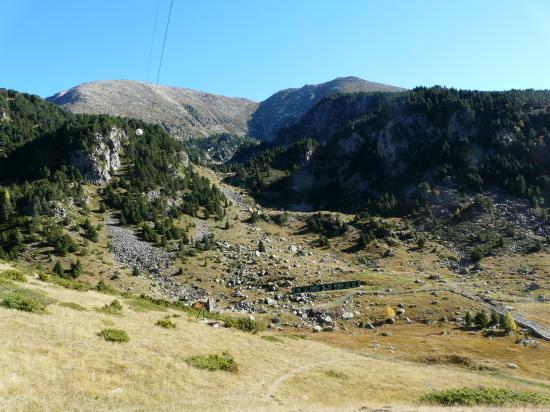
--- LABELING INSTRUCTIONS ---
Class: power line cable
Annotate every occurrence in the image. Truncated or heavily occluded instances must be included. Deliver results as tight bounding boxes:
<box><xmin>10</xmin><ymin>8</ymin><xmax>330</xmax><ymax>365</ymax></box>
<box><xmin>145</xmin><ymin>0</ymin><xmax>161</xmax><ymax>83</ymax></box>
<box><xmin>150</xmin><ymin>0</ymin><xmax>174</xmax><ymax>115</ymax></box>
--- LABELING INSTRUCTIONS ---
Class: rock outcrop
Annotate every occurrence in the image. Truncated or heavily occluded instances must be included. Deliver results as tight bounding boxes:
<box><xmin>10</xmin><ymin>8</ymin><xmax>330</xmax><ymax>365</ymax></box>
<box><xmin>70</xmin><ymin>127</ymin><xmax>126</xmax><ymax>184</ymax></box>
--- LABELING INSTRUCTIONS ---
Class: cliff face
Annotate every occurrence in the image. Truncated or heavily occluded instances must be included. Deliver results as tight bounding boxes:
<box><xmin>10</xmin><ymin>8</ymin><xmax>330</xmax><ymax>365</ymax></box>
<box><xmin>70</xmin><ymin>127</ymin><xmax>127</xmax><ymax>184</ymax></box>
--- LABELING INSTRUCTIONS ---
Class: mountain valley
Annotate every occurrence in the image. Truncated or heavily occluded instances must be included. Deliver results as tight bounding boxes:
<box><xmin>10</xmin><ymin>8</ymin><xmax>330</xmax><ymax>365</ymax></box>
<box><xmin>1</xmin><ymin>79</ymin><xmax>549</xmax><ymax>410</ymax></box>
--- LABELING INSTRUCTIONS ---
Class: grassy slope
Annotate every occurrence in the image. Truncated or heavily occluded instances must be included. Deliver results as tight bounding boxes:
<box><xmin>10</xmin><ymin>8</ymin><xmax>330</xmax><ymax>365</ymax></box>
<box><xmin>0</xmin><ymin>265</ymin><xmax>549</xmax><ymax>411</ymax></box>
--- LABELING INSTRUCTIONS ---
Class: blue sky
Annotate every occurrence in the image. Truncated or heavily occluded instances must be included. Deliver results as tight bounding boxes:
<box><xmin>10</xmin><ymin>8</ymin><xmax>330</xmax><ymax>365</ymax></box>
<box><xmin>1</xmin><ymin>0</ymin><xmax>550</xmax><ymax>101</ymax></box>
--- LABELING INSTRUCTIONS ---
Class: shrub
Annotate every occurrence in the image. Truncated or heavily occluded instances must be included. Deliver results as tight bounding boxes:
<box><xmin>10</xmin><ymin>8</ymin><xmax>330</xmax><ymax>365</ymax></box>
<box><xmin>155</xmin><ymin>318</ymin><xmax>176</xmax><ymax>329</ymax></box>
<box><xmin>1</xmin><ymin>288</ymin><xmax>54</xmax><ymax>312</ymax></box>
<box><xmin>185</xmin><ymin>352</ymin><xmax>237</xmax><ymax>372</ymax></box>
<box><xmin>59</xmin><ymin>301</ymin><xmax>87</xmax><ymax>311</ymax></box>
<box><xmin>325</xmin><ymin>369</ymin><xmax>349</xmax><ymax>379</ymax></box>
<box><xmin>40</xmin><ymin>273</ymin><xmax>93</xmax><ymax>291</ymax></box>
<box><xmin>0</xmin><ymin>270</ymin><xmax>25</xmax><ymax>283</ymax></box>
<box><xmin>97</xmin><ymin>299</ymin><xmax>123</xmax><ymax>315</ymax></box>
<box><xmin>98</xmin><ymin>328</ymin><xmax>129</xmax><ymax>343</ymax></box>
<box><xmin>261</xmin><ymin>335</ymin><xmax>282</xmax><ymax>343</ymax></box>
<box><xmin>95</xmin><ymin>280</ymin><xmax>118</xmax><ymax>295</ymax></box>
<box><xmin>223</xmin><ymin>316</ymin><xmax>265</xmax><ymax>334</ymax></box>
<box><xmin>420</xmin><ymin>387</ymin><xmax>550</xmax><ymax>407</ymax></box>
<box><xmin>126</xmin><ymin>298</ymin><xmax>167</xmax><ymax>313</ymax></box>
<box><xmin>384</xmin><ymin>306</ymin><xmax>396</xmax><ymax>321</ymax></box>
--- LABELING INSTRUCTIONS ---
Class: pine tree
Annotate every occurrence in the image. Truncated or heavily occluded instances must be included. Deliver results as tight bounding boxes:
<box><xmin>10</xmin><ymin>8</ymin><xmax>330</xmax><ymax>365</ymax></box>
<box><xmin>258</xmin><ymin>240</ymin><xmax>266</xmax><ymax>252</ymax></box>
<box><xmin>490</xmin><ymin>311</ymin><xmax>500</xmax><ymax>327</ymax></box>
<box><xmin>0</xmin><ymin>189</ymin><xmax>11</xmax><ymax>223</ymax></box>
<box><xmin>475</xmin><ymin>310</ymin><xmax>490</xmax><ymax>329</ymax></box>
<box><xmin>501</xmin><ymin>312</ymin><xmax>517</xmax><ymax>334</ymax></box>
<box><xmin>70</xmin><ymin>260</ymin><xmax>82</xmax><ymax>278</ymax></box>
<box><xmin>358</xmin><ymin>233</ymin><xmax>367</xmax><ymax>249</ymax></box>
<box><xmin>53</xmin><ymin>261</ymin><xmax>64</xmax><ymax>277</ymax></box>
<box><xmin>465</xmin><ymin>311</ymin><xmax>472</xmax><ymax>328</ymax></box>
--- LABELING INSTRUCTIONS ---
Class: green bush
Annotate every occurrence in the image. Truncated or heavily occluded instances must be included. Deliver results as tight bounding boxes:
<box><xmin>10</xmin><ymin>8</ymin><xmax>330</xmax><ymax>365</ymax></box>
<box><xmin>1</xmin><ymin>288</ymin><xmax>55</xmax><ymax>312</ymax></box>
<box><xmin>40</xmin><ymin>273</ymin><xmax>93</xmax><ymax>291</ymax></box>
<box><xmin>325</xmin><ymin>369</ymin><xmax>349</xmax><ymax>379</ymax></box>
<box><xmin>223</xmin><ymin>316</ymin><xmax>265</xmax><ymax>334</ymax></box>
<box><xmin>185</xmin><ymin>352</ymin><xmax>237</xmax><ymax>373</ymax></box>
<box><xmin>155</xmin><ymin>318</ymin><xmax>176</xmax><ymax>329</ymax></box>
<box><xmin>126</xmin><ymin>297</ymin><xmax>167</xmax><ymax>313</ymax></box>
<box><xmin>98</xmin><ymin>328</ymin><xmax>129</xmax><ymax>343</ymax></box>
<box><xmin>0</xmin><ymin>270</ymin><xmax>26</xmax><ymax>283</ymax></box>
<box><xmin>420</xmin><ymin>387</ymin><xmax>550</xmax><ymax>407</ymax></box>
<box><xmin>94</xmin><ymin>280</ymin><xmax>120</xmax><ymax>295</ymax></box>
<box><xmin>58</xmin><ymin>301</ymin><xmax>87</xmax><ymax>311</ymax></box>
<box><xmin>97</xmin><ymin>299</ymin><xmax>123</xmax><ymax>315</ymax></box>
<box><xmin>261</xmin><ymin>335</ymin><xmax>282</xmax><ymax>343</ymax></box>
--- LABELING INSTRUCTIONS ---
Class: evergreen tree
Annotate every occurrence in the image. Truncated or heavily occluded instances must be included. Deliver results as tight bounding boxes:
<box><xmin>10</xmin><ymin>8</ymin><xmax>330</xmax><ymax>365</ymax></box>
<box><xmin>70</xmin><ymin>260</ymin><xmax>82</xmax><ymax>278</ymax></box>
<box><xmin>464</xmin><ymin>311</ymin><xmax>473</xmax><ymax>328</ymax></box>
<box><xmin>53</xmin><ymin>261</ymin><xmax>64</xmax><ymax>277</ymax></box>
<box><xmin>258</xmin><ymin>240</ymin><xmax>266</xmax><ymax>252</ymax></box>
<box><xmin>0</xmin><ymin>189</ymin><xmax>11</xmax><ymax>223</ymax></box>
<box><xmin>490</xmin><ymin>311</ymin><xmax>500</xmax><ymax>327</ymax></box>
<box><xmin>501</xmin><ymin>312</ymin><xmax>518</xmax><ymax>334</ymax></box>
<box><xmin>475</xmin><ymin>310</ymin><xmax>490</xmax><ymax>329</ymax></box>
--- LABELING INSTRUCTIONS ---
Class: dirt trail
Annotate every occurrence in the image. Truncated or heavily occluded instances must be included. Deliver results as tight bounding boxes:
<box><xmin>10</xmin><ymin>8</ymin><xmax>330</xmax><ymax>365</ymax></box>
<box><xmin>265</xmin><ymin>359</ymin><xmax>341</xmax><ymax>401</ymax></box>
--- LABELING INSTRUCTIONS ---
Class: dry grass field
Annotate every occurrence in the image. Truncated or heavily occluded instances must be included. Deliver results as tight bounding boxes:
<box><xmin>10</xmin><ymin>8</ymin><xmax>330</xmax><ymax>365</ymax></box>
<box><xmin>0</xmin><ymin>265</ymin><xmax>548</xmax><ymax>411</ymax></box>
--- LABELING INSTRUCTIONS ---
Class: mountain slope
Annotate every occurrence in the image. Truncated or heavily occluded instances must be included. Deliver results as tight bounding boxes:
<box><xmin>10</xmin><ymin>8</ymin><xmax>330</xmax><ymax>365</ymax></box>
<box><xmin>1</xmin><ymin>262</ymin><xmax>548</xmax><ymax>411</ymax></box>
<box><xmin>227</xmin><ymin>87</ymin><xmax>550</xmax><ymax>212</ymax></box>
<box><xmin>248</xmin><ymin>76</ymin><xmax>405</xmax><ymax>141</ymax></box>
<box><xmin>47</xmin><ymin>77</ymin><xmax>405</xmax><ymax>144</ymax></box>
<box><xmin>47</xmin><ymin>80</ymin><xmax>259</xmax><ymax>139</ymax></box>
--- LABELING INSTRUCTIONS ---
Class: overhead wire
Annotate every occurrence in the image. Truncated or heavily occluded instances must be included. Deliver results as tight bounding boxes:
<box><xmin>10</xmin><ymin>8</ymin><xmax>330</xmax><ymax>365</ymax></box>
<box><xmin>149</xmin><ymin>0</ymin><xmax>175</xmax><ymax>116</ymax></box>
<box><xmin>145</xmin><ymin>0</ymin><xmax>161</xmax><ymax>83</ymax></box>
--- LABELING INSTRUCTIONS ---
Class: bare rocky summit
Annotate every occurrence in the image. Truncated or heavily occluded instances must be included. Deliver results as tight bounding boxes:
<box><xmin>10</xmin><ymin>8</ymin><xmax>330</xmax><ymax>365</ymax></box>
<box><xmin>47</xmin><ymin>80</ymin><xmax>258</xmax><ymax>139</ymax></box>
<box><xmin>47</xmin><ymin>77</ymin><xmax>405</xmax><ymax>142</ymax></box>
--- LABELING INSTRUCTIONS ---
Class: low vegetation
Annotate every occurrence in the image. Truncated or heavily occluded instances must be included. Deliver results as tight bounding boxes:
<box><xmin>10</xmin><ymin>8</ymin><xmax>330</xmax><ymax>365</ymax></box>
<box><xmin>223</xmin><ymin>316</ymin><xmax>265</xmax><ymax>334</ymax></box>
<box><xmin>155</xmin><ymin>318</ymin><xmax>176</xmax><ymax>329</ymax></box>
<box><xmin>325</xmin><ymin>369</ymin><xmax>349</xmax><ymax>380</ymax></box>
<box><xmin>98</xmin><ymin>328</ymin><xmax>129</xmax><ymax>343</ymax></box>
<box><xmin>0</xmin><ymin>281</ymin><xmax>54</xmax><ymax>312</ymax></box>
<box><xmin>58</xmin><ymin>301</ymin><xmax>87</xmax><ymax>311</ymax></box>
<box><xmin>420</xmin><ymin>387</ymin><xmax>550</xmax><ymax>407</ymax></box>
<box><xmin>185</xmin><ymin>352</ymin><xmax>237</xmax><ymax>373</ymax></box>
<box><xmin>97</xmin><ymin>299</ymin><xmax>123</xmax><ymax>315</ymax></box>
<box><xmin>0</xmin><ymin>269</ymin><xmax>25</xmax><ymax>282</ymax></box>
<box><xmin>126</xmin><ymin>297</ymin><xmax>167</xmax><ymax>312</ymax></box>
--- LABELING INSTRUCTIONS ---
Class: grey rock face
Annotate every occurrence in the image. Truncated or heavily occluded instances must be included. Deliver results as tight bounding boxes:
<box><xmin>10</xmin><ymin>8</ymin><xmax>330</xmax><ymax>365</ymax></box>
<box><xmin>70</xmin><ymin>127</ymin><xmax>126</xmax><ymax>184</ymax></box>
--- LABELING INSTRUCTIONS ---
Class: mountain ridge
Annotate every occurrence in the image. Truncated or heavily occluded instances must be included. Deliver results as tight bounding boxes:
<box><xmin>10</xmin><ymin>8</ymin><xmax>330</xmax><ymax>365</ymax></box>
<box><xmin>47</xmin><ymin>79</ymin><xmax>259</xmax><ymax>139</ymax></box>
<box><xmin>46</xmin><ymin>77</ymin><xmax>405</xmax><ymax>142</ymax></box>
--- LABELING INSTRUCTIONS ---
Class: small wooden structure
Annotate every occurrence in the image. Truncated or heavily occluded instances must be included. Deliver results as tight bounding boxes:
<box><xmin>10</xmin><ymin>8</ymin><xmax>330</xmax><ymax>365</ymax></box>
<box><xmin>291</xmin><ymin>280</ymin><xmax>364</xmax><ymax>294</ymax></box>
